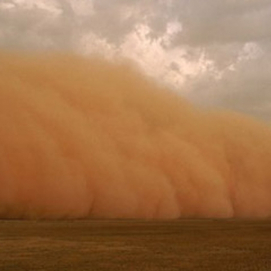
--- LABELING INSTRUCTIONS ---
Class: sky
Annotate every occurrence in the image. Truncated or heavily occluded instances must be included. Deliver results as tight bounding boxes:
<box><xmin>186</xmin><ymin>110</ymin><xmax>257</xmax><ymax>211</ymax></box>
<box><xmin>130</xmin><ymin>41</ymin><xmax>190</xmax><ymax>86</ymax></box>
<box><xmin>1</xmin><ymin>0</ymin><xmax>271</xmax><ymax>120</ymax></box>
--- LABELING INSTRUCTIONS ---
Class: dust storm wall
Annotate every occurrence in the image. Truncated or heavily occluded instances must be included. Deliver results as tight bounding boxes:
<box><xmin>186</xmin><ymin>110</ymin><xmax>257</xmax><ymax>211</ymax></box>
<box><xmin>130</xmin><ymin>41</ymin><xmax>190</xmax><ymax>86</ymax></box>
<box><xmin>1</xmin><ymin>51</ymin><xmax>271</xmax><ymax>219</ymax></box>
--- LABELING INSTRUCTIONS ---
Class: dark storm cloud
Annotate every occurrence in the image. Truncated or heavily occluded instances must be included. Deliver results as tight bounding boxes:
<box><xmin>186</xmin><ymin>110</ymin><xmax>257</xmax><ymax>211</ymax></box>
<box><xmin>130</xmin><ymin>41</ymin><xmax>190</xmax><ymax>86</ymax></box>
<box><xmin>174</xmin><ymin>0</ymin><xmax>271</xmax><ymax>46</ymax></box>
<box><xmin>0</xmin><ymin>1</ymin><xmax>72</xmax><ymax>50</ymax></box>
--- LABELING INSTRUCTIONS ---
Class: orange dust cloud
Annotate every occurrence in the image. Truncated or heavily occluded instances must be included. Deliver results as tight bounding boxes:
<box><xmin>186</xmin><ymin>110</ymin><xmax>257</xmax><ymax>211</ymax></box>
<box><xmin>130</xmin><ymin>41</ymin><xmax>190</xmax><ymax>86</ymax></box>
<box><xmin>1</xmin><ymin>51</ymin><xmax>271</xmax><ymax>219</ymax></box>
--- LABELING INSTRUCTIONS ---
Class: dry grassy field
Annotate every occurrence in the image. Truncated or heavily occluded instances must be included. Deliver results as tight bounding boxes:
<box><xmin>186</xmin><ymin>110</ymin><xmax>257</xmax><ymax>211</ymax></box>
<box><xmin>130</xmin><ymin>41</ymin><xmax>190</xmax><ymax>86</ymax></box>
<box><xmin>0</xmin><ymin>219</ymin><xmax>270</xmax><ymax>270</ymax></box>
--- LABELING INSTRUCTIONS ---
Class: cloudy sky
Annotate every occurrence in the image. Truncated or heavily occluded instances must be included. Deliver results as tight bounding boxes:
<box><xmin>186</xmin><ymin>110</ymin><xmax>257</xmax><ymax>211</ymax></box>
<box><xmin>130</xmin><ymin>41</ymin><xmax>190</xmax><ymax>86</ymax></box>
<box><xmin>1</xmin><ymin>0</ymin><xmax>271</xmax><ymax>120</ymax></box>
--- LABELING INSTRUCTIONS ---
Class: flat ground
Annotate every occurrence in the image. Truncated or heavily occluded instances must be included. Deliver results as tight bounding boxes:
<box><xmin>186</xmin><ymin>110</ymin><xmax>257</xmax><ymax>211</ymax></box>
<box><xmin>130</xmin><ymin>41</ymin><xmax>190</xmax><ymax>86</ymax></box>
<box><xmin>0</xmin><ymin>219</ymin><xmax>270</xmax><ymax>271</ymax></box>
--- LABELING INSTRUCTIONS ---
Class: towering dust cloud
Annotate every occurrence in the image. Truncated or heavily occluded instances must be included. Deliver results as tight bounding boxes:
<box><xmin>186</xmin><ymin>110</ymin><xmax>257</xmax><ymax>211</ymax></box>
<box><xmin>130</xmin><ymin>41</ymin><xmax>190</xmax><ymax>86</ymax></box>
<box><xmin>1</xmin><ymin>51</ymin><xmax>271</xmax><ymax>219</ymax></box>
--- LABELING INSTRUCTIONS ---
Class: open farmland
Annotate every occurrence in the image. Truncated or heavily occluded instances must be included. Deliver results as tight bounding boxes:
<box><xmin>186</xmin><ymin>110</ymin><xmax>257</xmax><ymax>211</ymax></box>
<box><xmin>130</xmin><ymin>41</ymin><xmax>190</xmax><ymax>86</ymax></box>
<box><xmin>0</xmin><ymin>219</ymin><xmax>270</xmax><ymax>271</ymax></box>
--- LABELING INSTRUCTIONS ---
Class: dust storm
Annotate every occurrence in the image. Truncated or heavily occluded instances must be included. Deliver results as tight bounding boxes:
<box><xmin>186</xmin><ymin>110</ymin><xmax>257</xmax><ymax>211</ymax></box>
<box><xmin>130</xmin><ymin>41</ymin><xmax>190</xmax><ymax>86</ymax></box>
<box><xmin>1</xmin><ymin>51</ymin><xmax>271</xmax><ymax>219</ymax></box>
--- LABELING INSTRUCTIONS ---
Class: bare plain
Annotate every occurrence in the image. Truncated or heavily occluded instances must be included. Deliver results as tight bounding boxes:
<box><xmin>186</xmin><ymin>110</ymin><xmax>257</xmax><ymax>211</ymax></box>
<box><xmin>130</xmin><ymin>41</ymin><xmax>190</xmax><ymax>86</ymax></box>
<box><xmin>0</xmin><ymin>219</ymin><xmax>270</xmax><ymax>271</ymax></box>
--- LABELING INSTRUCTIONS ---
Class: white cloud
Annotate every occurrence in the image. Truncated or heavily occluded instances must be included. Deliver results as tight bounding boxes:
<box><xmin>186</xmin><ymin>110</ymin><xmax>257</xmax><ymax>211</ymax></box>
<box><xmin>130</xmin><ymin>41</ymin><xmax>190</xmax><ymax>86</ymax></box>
<box><xmin>184</xmin><ymin>52</ymin><xmax>271</xmax><ymax>120</ymax></box>
<box><xmin>0</xmin><ymin>0</ymin><xmax>271</xmax><ymax>120</ymax></box>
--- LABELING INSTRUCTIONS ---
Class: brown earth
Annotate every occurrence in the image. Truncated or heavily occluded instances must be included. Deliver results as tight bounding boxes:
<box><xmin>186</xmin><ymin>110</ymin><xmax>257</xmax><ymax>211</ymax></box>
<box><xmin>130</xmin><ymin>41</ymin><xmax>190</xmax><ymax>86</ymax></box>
<box><xmin>0</xmin><ymin>219</ymin><xmax>270</xmax><ymax>271</ymax></box>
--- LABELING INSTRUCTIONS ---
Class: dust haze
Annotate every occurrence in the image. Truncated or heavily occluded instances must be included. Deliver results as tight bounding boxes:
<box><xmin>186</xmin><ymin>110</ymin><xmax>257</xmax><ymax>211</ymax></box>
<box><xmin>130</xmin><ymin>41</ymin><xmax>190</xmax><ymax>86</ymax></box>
<box><xmin>1</xmin><ymin>50</ymin><xmax>271</xmax><ymax>219</ymax></box>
